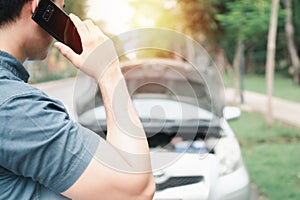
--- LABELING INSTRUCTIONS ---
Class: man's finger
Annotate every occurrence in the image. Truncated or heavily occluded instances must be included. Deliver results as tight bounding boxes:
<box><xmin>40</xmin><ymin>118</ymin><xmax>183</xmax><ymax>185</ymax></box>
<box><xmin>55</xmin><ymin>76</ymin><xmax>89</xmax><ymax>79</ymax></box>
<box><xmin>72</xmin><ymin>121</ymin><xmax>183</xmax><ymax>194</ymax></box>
<box><xmin>69</xmin><ymin>13</ymin><xmax>81</xmax><ymax>27</ymax></box>
<box><xmin>54</xmin><ymin>42</ymin><xmax>81</xmax><ymax>67</ymax></box>
<box><xmin>69</xmin><ymin>13</ymin><xmax>89</xmax><ymax>41</ymax></box>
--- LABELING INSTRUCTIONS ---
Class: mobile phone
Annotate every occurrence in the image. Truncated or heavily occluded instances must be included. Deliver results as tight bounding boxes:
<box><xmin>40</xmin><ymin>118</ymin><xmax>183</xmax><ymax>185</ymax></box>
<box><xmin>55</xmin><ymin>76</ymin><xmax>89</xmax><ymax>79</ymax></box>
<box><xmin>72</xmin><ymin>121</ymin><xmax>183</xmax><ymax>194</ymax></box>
<box><xmin>32</xmin><ymin>0</ymin><xmax>83</xmax><ymax>54</ymax></box>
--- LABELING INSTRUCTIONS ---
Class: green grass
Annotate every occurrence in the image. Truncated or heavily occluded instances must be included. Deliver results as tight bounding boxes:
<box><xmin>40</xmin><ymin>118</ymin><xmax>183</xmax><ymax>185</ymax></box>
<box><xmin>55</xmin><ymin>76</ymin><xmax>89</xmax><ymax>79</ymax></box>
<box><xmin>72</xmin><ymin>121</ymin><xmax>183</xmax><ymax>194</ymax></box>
<box><xmin>244</xmin><ymin>143</ymin><xmax>300</xmax><ymax>200</ymax></box>
<box><xmin>229</xmin><ymin>112</ymin><xmax>300</xmax><ymax>200</ymax></box>
<box><xmin>223</xmin><ymin>73</ymin><xmax>300</xmax><ymax>103</ymax></box>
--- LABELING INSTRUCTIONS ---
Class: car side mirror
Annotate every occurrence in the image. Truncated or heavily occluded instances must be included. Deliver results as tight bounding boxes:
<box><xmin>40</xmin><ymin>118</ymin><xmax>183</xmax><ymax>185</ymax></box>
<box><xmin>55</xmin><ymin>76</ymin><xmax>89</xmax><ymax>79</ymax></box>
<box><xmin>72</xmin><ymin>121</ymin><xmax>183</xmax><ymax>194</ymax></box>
<box><xmin>223</xmin><ymin>106</ymin><xmax>241</xmax><ymax>121</ymax></box>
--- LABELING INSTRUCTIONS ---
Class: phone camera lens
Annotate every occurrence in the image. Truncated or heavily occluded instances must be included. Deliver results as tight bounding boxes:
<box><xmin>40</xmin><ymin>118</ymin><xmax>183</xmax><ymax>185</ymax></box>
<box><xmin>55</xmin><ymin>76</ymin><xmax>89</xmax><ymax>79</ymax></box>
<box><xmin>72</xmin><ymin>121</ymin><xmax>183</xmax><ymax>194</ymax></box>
<box><xmin>43</xmin><ymin>5</ymin><xmax>54</xmax><ymax>22</ymax></box>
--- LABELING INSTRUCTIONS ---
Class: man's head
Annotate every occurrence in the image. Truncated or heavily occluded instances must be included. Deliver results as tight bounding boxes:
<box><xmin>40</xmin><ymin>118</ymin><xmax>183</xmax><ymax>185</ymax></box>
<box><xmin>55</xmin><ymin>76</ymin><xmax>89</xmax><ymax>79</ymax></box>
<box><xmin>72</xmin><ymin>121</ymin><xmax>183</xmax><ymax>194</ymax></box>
<box><xmin>0</xmin><ymin>0</ymin><xmax>31</xmax><ymax>27</ymax></box>
<box><xmin>0</xmin><ymin>0</ymin><xmax>65</xmax><ymax>62</ymax></box>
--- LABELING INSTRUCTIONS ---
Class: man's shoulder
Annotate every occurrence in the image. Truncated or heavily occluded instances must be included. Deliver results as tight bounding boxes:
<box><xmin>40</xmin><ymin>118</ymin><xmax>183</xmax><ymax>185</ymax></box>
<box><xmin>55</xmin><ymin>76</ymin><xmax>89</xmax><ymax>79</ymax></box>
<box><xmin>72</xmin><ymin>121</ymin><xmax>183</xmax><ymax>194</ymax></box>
<box><xmin>0</xmin><ymin>77</ymin><xmax>45</xmax><ymax>106</ymax></box>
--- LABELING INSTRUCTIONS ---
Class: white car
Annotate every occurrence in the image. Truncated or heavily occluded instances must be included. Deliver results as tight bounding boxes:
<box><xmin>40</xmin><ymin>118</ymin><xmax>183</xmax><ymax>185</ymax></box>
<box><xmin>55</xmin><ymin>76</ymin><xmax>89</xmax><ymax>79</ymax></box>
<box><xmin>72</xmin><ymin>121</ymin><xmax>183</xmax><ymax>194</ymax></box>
<box><xmin>76</xmin><ymin>58</ymin><xmax>251</xmax><ymax>200</ymax></box>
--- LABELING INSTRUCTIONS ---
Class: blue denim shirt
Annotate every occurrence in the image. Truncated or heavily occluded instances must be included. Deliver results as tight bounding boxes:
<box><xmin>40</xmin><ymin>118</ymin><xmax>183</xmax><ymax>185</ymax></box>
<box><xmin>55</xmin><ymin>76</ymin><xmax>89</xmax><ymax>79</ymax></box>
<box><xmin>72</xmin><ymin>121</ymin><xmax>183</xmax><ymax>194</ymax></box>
<box><xmin>0</xmin><ymin>51</ymin><xmax>100</xmax><ymax>199</ymax></box>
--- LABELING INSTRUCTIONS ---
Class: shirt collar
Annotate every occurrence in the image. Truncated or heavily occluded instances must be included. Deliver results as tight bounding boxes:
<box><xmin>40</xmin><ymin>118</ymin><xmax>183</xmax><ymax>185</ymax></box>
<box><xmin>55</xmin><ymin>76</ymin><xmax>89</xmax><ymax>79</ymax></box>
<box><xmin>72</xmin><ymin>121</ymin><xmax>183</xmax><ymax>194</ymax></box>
<box><xmin>0</xmin><ymin>50</ymin><xmax>30</xmax><ymax>83</ymax></box>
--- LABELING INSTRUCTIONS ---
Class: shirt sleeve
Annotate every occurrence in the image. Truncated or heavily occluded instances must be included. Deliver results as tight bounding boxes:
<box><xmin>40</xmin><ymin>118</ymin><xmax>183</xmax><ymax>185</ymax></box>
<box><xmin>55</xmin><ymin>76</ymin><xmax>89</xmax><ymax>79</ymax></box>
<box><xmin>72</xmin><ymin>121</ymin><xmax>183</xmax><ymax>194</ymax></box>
<box><xmin>0</xmin><ymin>90</ymin><xmax>100</xmax><ymax>193</ymax></box>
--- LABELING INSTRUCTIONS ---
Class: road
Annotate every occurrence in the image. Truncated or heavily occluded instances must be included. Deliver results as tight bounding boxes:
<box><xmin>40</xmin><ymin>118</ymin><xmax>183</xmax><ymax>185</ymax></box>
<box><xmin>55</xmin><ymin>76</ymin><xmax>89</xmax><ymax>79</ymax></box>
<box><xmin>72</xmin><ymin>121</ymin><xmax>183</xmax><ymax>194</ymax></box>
<box><xmin>226</xmin><ymin>88</ymin><xmax>300</xmax><ymax>128</ymax></box>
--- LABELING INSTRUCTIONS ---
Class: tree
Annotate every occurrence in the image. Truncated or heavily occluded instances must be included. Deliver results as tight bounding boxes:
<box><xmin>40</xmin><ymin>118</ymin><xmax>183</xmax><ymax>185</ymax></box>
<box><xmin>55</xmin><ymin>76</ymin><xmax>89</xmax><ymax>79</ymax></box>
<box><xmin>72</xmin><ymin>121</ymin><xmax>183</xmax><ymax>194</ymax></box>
<box><xmin>176</xmin><ymin>0</ymin><xmax>222</xmax><ymax>45</ymax></box>
<box><xmin>284</xmin><ymin>0</ymin><xmax>300</xmax><ymax>86</ymax></box>
<box><xmin>216</xmin><ymin>0</ymin><xmax>272</xmax><ymax>104</ymax></box>
<box><xmin>266</xmin><ymin>0</ymin><xmax>280</xmax><ymax>127</ymax></box>
<box><xmin>216</xmin><ymin>0</ymin><xmax>274</xmax><ymax>69</ymax></box>
<box><xmin>291</xmin><ymin>0</ymin><xmax>300</xmax><ymax>55</ymax></box>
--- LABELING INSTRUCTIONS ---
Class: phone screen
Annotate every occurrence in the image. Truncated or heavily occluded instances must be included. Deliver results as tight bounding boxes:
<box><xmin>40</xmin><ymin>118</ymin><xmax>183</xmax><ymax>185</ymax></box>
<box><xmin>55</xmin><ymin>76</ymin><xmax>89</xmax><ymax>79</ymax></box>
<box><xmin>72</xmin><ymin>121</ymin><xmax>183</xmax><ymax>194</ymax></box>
<box><xmin>32</xmin><ymin>0</ymin><xmax>83</xmax><ymax>54</ymax></box>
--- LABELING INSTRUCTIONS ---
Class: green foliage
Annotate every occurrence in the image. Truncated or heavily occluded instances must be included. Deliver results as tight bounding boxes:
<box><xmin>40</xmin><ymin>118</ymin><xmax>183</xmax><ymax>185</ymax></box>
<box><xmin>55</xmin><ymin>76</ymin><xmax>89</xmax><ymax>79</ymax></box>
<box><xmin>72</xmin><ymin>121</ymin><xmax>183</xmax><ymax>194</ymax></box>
<box><xmin>223</xmin><ymin>73</ymin><xmax>300</xmax><ymax>102</ymax></box>
<box><xmin>64</xmin><ymin>0</ymin><xmax>87</xmax><ymax>19</ymax></box>
<box><xmin>177</xmin><ymin>0</ymin><xmax>221</xmax><ymax>42</ymax></box>
<box><xmin>128</xmin><ymin>0</ymin><xmax>300</xmax><ymax>75</ymax></box>
<box><xmin>216</xmin><ymin>0</ymin><xmax>286</xmax><ymax>67</ymax></box>
<box><xmin>175</xmin><ymin>0</ymin><xmax>297</xmax><ymax>74</ymax></box>
<box><xmin>230</xmin><ymin>112</ymin><xmax>300</xmax><ymax>143</ymax></box>
<box><xmin>25</xmin><ymin>59</ymin><xmax>77</xmax><ymax>84</ymax></box>
<box><xmin>216</xmin><ymin>0</ymin><xmax>271</xmax><ymax>40</ymax></box>
<box><xmin>229</xmin><ymin>112</ymin><xmax>300</xmax><ymax>199</ymax></box>
<box><xmin>244</xmin><ymin>142</ymin><xmax>300</xmax><ymax>200</ymax></box>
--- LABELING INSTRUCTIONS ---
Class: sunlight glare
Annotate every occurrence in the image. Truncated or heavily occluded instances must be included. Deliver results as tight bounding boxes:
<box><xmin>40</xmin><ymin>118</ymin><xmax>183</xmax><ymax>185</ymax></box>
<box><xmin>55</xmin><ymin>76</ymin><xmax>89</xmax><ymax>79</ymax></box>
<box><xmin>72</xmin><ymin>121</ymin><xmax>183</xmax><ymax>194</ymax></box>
<box><xmin>164</xmin><ymin>0</ymin><xmax>177</xmax><ymax>9</ymax></box>
<box><xmin>87</xmin><ymin>0</ymin><xmax>134</xmax><ymax>34</ymax></box>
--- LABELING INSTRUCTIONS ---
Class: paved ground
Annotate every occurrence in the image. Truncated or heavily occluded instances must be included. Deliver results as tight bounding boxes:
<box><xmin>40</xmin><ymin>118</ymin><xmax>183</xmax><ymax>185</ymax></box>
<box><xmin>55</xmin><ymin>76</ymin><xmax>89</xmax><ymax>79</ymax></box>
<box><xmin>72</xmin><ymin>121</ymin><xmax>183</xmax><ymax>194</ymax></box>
<box><xmin>225</xmin><ymin>88</ymin><xmax>300</xmax><ymax>129</ymax></box>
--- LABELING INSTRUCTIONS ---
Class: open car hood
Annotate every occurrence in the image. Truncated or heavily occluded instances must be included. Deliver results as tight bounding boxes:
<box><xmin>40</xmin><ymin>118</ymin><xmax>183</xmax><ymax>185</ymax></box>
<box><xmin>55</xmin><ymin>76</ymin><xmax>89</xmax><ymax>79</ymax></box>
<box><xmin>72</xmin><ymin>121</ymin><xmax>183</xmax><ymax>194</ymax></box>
<box><xmin>75</xmin><ymin>58</ymin><xmax>225</xmax><ymax>124</ymax></box>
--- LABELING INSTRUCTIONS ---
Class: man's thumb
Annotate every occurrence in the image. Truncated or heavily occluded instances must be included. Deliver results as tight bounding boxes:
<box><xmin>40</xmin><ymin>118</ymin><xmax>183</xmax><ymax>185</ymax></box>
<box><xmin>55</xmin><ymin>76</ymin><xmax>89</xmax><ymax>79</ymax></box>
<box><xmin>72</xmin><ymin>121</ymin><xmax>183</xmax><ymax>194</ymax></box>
<box><xmin>54</xmin><ymin>42</ymin><xmax>81</xmax><ymax>68</ymax></box>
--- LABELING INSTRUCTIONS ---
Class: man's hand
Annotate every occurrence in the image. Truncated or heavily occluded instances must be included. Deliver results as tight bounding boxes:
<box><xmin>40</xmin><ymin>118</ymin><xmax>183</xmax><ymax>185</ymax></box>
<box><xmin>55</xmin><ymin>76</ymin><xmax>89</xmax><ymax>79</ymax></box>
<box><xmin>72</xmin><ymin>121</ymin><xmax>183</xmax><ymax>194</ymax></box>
<box><xmin>55</xmin><ymin>14</ymin><xmax>118</xmax><ymax>81</ymax></box>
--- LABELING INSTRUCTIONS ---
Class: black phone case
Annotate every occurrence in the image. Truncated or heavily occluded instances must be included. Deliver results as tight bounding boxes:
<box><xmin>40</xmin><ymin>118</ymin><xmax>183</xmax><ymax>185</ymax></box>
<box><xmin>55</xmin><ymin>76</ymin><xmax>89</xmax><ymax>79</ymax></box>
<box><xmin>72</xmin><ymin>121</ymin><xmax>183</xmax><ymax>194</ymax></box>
<box><xmin>32</xmin><ymin>0</ymin><xmax>83</xmax><ymax>54</ymax></box>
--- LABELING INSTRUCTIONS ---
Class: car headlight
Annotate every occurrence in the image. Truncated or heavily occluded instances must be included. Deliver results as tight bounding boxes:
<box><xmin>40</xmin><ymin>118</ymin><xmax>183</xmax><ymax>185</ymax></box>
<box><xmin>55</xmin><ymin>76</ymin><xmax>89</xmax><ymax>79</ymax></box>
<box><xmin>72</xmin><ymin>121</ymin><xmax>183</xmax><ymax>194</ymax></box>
<box><xmin>214</xmin><ymin>136</ymin><xmax>243</xmax><ymax>176</ymax></box>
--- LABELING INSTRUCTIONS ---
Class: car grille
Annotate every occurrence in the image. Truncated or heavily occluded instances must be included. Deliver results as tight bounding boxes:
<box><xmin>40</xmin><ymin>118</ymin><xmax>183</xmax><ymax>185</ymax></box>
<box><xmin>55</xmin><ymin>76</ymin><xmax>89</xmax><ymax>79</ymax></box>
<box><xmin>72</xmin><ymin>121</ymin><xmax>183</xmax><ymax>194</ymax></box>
<box><xmin>156</xmin><ymin>176</ymin><xmax>204</xmax><ymax>191</ymax></box>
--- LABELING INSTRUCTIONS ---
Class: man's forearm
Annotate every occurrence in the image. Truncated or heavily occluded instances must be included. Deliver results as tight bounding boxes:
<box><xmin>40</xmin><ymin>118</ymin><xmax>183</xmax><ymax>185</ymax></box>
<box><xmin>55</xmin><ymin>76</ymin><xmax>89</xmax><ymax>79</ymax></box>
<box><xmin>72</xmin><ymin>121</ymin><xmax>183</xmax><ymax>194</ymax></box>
<box><xmin>98</xmin><ymin>61</ymin><xmax>151</xmax><ymax>170</ymax></box>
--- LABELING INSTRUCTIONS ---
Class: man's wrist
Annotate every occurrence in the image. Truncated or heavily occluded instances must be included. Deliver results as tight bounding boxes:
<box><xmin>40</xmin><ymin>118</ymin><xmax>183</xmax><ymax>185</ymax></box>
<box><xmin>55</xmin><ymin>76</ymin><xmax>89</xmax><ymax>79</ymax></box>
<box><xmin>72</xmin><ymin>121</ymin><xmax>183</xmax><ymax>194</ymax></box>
<box><xmin>82</xmin><ymin>39</ymin><xmax>119</xmax><ymax>81</ymax></box>
<box><xmin>97</xmin><ymin>60</ymin><xmax>121</xmax><ymax>81</ymax></box>
<box><xmin>97</xmin><ymin>62</ymin><xmax>125</xmax><ymax>93</ymax></box>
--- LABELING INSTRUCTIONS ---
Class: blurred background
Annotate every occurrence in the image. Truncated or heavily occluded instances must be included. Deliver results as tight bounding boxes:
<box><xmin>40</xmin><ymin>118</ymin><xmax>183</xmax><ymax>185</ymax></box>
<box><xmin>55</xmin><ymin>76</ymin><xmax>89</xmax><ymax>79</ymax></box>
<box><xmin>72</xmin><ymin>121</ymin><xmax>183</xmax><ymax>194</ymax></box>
<box><xmin>28</xmin><ymin>0</ymin><xmax>300</xmax><ymax>199</ymax></box>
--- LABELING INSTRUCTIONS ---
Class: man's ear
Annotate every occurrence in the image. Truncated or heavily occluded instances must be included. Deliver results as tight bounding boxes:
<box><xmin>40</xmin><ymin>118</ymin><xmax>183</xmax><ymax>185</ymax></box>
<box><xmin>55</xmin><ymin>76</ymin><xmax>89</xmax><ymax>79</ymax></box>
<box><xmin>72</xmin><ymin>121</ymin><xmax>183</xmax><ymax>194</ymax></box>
<box><xmin>31</xmin><ymin>0</ymin><xmax>39</xmax><ymax>14</ymax></box>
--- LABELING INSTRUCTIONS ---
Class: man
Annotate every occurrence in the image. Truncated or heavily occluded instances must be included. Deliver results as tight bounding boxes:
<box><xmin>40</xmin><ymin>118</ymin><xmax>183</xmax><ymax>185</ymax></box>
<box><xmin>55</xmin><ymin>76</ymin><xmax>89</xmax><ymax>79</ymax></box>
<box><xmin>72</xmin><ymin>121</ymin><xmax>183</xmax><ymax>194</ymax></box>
<box><xmin>0</xmin><ymin>0</ymin><xmax>155</xmax><ymax>199</ymax></box>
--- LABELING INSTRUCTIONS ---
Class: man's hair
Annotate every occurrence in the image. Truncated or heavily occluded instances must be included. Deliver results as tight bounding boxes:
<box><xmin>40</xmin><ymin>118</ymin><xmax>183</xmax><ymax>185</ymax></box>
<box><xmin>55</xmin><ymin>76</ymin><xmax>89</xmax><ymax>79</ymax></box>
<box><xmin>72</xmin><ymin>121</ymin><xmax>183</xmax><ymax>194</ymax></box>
<box><xmin>0</xmin><ymin>0</ymin><xmax>31</xmax><ymax>27</ymax></box>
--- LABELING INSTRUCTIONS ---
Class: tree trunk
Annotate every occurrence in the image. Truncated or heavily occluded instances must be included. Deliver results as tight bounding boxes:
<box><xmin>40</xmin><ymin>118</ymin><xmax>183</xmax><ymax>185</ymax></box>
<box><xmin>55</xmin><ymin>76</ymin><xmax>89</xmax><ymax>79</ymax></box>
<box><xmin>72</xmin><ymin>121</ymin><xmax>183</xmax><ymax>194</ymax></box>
<box><xmin>233</xmin><ymin>39</ymin><xmax>244</xmax><ymax>105</ymax></box>
<box><xmin>214</xmin><ymin>47</ymin><xmax>231</xmax><ymax>75</ymax></box>
<box><xmin>266</xmin><ymin>0</ymin><xmax>280</xmax><ymax>127</ymax></box>
<box><xmin>284</xmin><ymin>0</ymin><xmax>300</xmax><ymax>86</ymax></box>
